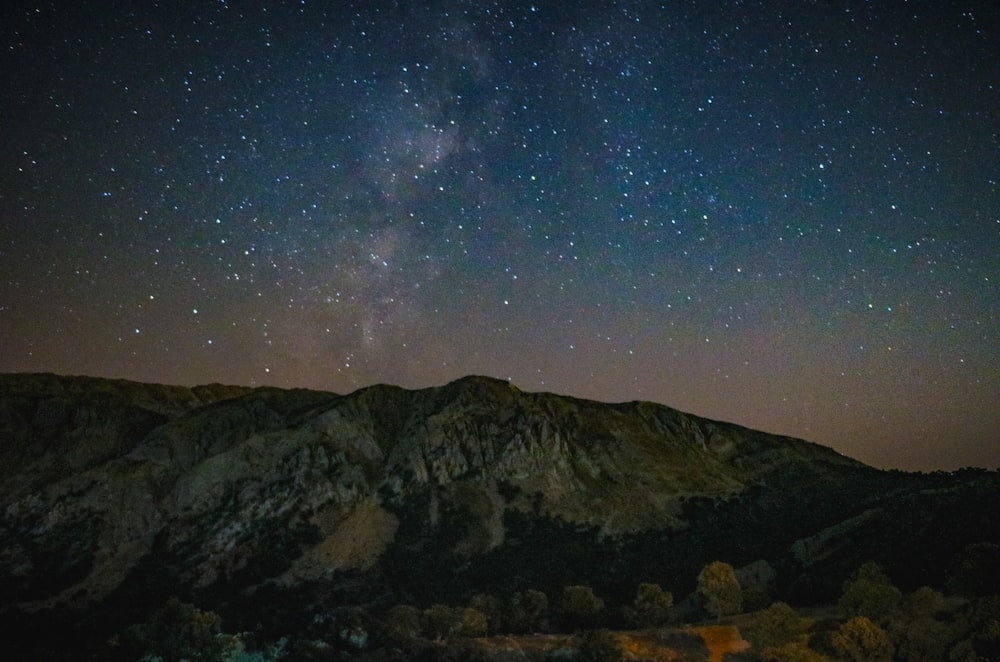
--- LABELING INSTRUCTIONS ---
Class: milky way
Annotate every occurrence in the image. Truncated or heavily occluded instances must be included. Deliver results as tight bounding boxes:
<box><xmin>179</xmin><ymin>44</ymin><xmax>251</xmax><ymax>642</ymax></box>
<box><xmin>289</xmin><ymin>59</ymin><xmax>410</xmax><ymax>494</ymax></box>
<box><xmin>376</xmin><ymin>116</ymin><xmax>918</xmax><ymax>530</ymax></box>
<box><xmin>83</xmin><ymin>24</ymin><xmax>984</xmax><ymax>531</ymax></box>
<box><xmin>2</xmin><ymin>1</ymin><xmax>998</xmax><ymax>470</ymax></box>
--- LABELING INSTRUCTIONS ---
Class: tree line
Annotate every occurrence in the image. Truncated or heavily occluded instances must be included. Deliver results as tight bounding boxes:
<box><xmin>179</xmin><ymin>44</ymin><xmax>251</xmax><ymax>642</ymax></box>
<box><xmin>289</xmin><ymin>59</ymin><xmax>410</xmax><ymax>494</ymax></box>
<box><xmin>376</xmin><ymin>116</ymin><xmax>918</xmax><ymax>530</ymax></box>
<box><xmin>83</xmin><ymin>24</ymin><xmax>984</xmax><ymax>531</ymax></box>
<box><xmin>104</xmin><ymin>547</ymin><xmax>1000</xmax><ymax>661</ymax></box>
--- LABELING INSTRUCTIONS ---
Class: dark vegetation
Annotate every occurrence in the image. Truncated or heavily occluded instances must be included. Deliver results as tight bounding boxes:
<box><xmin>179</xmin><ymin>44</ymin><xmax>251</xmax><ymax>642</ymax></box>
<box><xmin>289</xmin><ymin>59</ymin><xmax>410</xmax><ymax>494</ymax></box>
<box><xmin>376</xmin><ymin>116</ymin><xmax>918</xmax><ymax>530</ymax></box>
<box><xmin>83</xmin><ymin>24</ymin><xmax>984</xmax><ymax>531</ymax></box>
<box><xmin>5</xmin><ymin>494</ymin><xmax>999</xmax><ymax>660</ymax></box>
<box><xmin>56</xmin><ymin>557</ymin><xmax>1000</xmax><ymax>661</ymax></box>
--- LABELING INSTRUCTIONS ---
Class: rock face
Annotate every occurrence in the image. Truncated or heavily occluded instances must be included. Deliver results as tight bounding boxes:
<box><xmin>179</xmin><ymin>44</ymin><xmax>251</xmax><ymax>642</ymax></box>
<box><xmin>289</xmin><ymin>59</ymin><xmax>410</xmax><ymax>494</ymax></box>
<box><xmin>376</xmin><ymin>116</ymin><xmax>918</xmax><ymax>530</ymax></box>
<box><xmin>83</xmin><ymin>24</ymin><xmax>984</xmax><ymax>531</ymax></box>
<box><xmin>1</xmin><ymin>372</ymin><xmax>998</xmax><ymax>653</ymax></box>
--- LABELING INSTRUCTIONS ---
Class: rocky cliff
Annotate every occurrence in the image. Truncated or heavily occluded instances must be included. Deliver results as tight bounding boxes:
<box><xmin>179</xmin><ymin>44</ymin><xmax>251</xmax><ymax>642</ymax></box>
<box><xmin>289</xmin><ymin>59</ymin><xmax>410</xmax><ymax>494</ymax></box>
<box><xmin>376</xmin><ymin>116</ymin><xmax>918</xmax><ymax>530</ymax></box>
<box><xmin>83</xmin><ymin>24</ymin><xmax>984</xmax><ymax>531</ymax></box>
<box><xmin>1</xmin><ymin>372</ymin><xmax>998</xmax><ymax>656</ymax></box>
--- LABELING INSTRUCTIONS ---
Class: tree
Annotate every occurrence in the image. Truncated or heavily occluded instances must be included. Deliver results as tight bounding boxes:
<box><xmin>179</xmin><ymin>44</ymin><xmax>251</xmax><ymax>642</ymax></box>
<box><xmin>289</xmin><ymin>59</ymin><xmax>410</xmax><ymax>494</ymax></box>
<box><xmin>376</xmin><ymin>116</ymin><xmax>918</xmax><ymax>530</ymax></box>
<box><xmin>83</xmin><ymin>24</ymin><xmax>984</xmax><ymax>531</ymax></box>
<box><xmin>963</xmin><ymin>595</ymin><xmax>1000</xmax><ymax>660</ymax></box>
<box><xmin>903</xmin><ymin>586</ymin><xmax>946</xmax><ymax>619</ymax></box>
<box><xmin>381</xmin><ymin>605</ymin><xmax>423</xmax><ymax>647</ymax></box>
<box><xmin>946</xmin><ymin>542</ymin><xmax>1000</xmax><ymax>597</ymax></box>
<box><xmin>559</xmin><ymin>585</ymin><xmax>605</xmax><ymax>630</ymax></box>
<box><xmin>421</xmin><ymin>605</ymin><xmax>488</xmax><ymax>640</ymax></box>
<box><xmin>625</xmin><ymin>582</ymin><xmax>674</xmax><ymax>628</ymax></box>
<box><xmin>697</xmin><ymin>561</ymin><xmax>743</xmax><ymax>620</ymax></box>
<box><xmin>830</xmin><ymin>616</ymin><xmax>894</xmax><ymax>662</ymax></box>
<box><xmin>894</xmin><ymin>617</ymin><xmax>954</xmax><ymax>662</ymax></box>
<box><xmin>947</xmin><ymin>640</ymin><xmax>980</xmax><ymax>662</ymax></box>
<box><xmin>423</xmin><ymin>604</ymin><xmax>459</xmax><ymax>641</ymax></box>
<box><xmin>506</xmin><ymin>589</ymin><xmax>549</xmax><ymax>634</ymax></box>
<box><xmin>120</xmin><ymin>597</ymin><xmax>228</xmax><ymax>662</ymax></box>
<box><xmin>455</xmin><ymin>607</ymin><xmax>489</xmax><ymax>638</ymax></box>
<box><xmin>469</xmin><ymin>593</ymin><xmax>503</xmax><ymax>635</ymax></box>
<box><xmin>743</xmin><ymin>602</ymin><xmax>803</xmax><ymax>651</ymax></box>
<box><xmin>838</xmin><ymin>562</ymin><xmax>901</xmax><ymax>625</ymax></box>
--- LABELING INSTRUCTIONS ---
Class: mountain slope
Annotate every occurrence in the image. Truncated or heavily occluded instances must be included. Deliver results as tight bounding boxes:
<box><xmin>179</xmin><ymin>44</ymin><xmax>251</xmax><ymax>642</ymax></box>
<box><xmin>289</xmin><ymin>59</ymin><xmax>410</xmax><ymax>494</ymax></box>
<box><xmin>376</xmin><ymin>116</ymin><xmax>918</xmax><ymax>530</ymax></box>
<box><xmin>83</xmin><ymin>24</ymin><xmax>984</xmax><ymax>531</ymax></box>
<box><xmin>1</xmin><ymin>372</ymin><xmax>997</xmax><ymax>656</ymax></box>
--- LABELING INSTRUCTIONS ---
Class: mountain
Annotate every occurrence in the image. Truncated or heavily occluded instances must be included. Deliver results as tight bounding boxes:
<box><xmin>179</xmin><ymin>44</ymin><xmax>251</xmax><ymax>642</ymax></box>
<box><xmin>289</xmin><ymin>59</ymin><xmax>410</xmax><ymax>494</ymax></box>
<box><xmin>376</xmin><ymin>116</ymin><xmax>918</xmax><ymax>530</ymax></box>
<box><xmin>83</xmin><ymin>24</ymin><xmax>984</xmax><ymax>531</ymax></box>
<box><xmin>1</xmin><ymin>372</ymin><xmax>998</xmax><ymax>658</ymax></box>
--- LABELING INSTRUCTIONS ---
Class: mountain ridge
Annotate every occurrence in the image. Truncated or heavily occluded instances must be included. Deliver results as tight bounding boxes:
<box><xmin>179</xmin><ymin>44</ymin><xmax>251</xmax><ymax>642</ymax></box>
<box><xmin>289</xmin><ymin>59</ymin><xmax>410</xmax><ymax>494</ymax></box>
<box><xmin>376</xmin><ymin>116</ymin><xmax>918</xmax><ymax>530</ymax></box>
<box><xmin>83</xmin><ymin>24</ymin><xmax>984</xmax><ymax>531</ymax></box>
<box><xmin>1</xmin><ymin>371</ymin><xmax>997</xmax><ymax>659</ymax></box>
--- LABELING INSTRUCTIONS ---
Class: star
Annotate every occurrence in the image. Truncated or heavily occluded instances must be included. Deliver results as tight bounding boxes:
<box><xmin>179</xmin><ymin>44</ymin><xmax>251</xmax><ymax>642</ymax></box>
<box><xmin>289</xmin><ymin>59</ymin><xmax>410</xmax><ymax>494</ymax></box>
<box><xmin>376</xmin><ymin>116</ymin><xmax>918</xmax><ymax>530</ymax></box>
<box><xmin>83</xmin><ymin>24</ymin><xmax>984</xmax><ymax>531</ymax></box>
<box><xmin>0</xmin><ymin>1</ymin><xmax>997</xmax><ymax>470</ymax></box>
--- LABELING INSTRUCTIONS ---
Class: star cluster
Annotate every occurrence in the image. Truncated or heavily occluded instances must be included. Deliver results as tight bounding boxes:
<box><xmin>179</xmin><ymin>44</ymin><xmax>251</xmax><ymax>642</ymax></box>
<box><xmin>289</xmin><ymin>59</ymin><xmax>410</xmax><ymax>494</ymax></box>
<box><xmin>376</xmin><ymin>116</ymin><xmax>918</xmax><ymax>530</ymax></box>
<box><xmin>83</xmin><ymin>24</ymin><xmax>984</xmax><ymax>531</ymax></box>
<box><xmin>2</xmin><ymin>1</ymin><xmax>998</xmax><ymax>470</ymax></box>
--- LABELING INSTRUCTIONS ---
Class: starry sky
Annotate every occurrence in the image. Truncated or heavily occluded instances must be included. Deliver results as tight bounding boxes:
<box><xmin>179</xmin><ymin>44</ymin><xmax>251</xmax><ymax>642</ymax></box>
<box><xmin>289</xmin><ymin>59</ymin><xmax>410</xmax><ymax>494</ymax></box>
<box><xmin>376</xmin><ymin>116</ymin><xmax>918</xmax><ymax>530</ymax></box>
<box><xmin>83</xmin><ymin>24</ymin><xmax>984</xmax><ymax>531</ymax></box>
<box><xmin>2</xmin><ymin>1</ymin><xmax>998</xmax><ymax>471</ymax></box>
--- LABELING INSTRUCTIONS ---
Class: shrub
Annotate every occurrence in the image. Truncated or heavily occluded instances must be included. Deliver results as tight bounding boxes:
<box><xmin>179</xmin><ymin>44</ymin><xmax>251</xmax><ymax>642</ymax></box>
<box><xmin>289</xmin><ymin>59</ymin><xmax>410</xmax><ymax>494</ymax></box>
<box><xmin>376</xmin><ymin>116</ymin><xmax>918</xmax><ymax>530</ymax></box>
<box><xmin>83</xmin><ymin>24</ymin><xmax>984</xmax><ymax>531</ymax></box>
<box><xmin>829</xmin><ymin>616</ymin><xmax>894</xmax><ymax>662</ymax></box>
<box><xmin>903</xmin><ymin>586</ymin><xmax>946</xmax><ymax>619</ymax></box>
<box><xmin>893</xmin><ymin>617</ymin><xmax>954</xmax><ymax>662</ymax></box>
<box><xmin>946</xmin><ymin>542</ymin><xmax>1000</xmax><ymax>598</ymax></box>
<box><xmin>469</xmin><ymin>593</ymin><xmax>503</xmax><ymax>634</ymax></box>
<box><xmin>382</xmin><ymin>604</ymin><xmax>423</xmax><ymax>646</ymax></box>
<box><xmin>743</xmin><ymin>602</ymin><xmax>802</xmax><ymax>650</ymax></box>
<box><xmin>455</xmin><ymin>607</ymin><xmax>489</xmax><ymax>638</ymax></box>
<box><xmin>559</xmin><ymin>585</ymin><xmax>605</xmax><ymax>631</ymax></box>
<box><xmin>697</xmin><ymin>561</ymin><xmax>742</xmax><ymax>620</ymax></box>
<box><xmin>121</xmin><ymin>597</ymin><xmax>229</xmax><ymax>662</ymax></box>
<box><xmin>422</xmin><ymin>605</ymin><xmax>489</xmax><ymax>640</ymax></box>
<box><xmin>838</xmin><ymin>562</ymin><xmax>901</xmax><ymax>625</ymax></box>
<box><xmin>624</xmin><ymin>582</ymin><xmax>674</xmax><ymax>628</ymax></box>
<box><xmin>507</xmin><ymin>589</ymin><xmax>549</xmax><ymax>634</ymax></box>
<box><xmin>424</xmin><ymin>604</ymin><xmax>461</xmax><ymax>641</ymax></box>
<box><xmin>575</xmin><ymin>629</ymin><xmax>624</xmax><ymax>662</ymax></box>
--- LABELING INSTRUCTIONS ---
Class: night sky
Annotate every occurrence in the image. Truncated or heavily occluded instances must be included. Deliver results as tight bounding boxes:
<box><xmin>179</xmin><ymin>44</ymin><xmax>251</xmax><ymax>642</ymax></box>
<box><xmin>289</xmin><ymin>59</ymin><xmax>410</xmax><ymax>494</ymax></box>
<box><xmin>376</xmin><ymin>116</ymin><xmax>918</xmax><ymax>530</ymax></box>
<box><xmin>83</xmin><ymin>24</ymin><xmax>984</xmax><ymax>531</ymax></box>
<box><xmin>2</xmin><ymin>1</ymin><xmax>998</xmax><ymax>471</ymax></box>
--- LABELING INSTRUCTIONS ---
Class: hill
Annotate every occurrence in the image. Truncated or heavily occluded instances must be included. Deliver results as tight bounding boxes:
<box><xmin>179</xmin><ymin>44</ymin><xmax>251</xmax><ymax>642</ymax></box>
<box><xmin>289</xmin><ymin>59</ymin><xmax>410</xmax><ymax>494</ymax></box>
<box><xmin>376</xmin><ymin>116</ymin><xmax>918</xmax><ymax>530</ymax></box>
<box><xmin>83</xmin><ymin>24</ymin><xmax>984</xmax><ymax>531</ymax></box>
<box><xmin>1</xmin><ymin>372</ymin><xmax>998</xmax><ymax>658</ymax></box>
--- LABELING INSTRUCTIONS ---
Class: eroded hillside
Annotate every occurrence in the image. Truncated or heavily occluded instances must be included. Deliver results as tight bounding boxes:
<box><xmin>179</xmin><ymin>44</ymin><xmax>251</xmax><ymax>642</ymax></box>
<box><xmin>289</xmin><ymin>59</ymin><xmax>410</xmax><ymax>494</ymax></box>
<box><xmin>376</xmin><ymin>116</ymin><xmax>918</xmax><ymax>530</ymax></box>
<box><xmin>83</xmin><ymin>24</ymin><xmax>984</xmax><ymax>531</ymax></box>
<box><xmin>1</xmin><ymin>372</ymin><xmax>997</xmax><ymax>659</ymax></box>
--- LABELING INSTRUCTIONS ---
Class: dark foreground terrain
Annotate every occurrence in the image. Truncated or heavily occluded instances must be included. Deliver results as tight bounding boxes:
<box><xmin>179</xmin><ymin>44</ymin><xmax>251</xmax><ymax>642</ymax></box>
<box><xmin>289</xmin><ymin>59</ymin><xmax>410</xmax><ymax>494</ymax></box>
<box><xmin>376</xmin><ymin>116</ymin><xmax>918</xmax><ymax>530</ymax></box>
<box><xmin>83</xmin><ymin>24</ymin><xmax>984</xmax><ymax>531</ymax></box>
<box><xmin>1</xmin><ymin>373</ymin><xmax>998</xmax><ymax>660</ymax></box>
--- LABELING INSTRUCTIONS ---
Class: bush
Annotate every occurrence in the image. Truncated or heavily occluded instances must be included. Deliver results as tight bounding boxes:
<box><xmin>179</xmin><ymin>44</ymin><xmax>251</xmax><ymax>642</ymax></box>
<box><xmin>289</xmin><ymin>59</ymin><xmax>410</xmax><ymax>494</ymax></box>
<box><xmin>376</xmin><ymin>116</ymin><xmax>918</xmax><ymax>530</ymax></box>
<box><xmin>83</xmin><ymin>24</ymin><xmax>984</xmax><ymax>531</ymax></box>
<box><xmin>422</xmin><ymin>605</ymin><xmax>489</xmax><ymax>640</ymax></box>
<box><xmin>469</xmin><ymin>593</ymin><xmax>504</xmax><ymax>634</ymax></box>
<box><xmin>830</xmin><ymin>616</ymin><xmax>894</xmax><ymax>662</ymax></box>
<box><xmin>382</xmin><ymin>604</ymin><xmax>423</xmax><ymax>646</ymax></box>
<box><xmin>507</xmin><ymin>589</ymin><xmax>549</xmax><ymax>634</ymax></box>
<box><xmin>120</xmin><ymin>597</ymin><xmax>229</xmax><ymax>662</ymax></box>
<box><xmin>455</xmin><ymin>607</ymin><xmax>489</xmax><ymax>638</ymax></box>
<box><xmin>838</xmin><ymin>562</ymin><xmax>901</xmax><ymax>625</ymax></box>
<box><xmin>903</xmin><ymin>586</ymin><xmax>946</xmax><ymax>619</ymax></box>
<box><xmin>964</xmin><ymin>594</ymin><xmax>1000</xmax><ymax>659</ymax></box>
<box><xmin>743</xmin><ymin>602</ymin><xmax>802</xmax><ymax>650</ymax></box>
<box><xmin>697</xmin><ymin>561</ymin><xmax>742</xmax><ymax>620</ymax></box>
<box><xmin>946</xmin><ymin>542</ymin><xmax>1000</xmax><ymax>598</ymax></box>
<box><xmin>559</xmin><ymin>585</ymin><xmax>605</xmax><ymax>631</ymax></box>
<box><xmin>424</xmin><ymin>605</ymin><xmax>460</xmax><ymax>641</ymax></box>
<box><xmin>624</xmin><ymin>582</ymin><xmax>673</xmax><ymax>628</ymax></box>
<box><xmin>893</xmin><ymin>617</ymin><xmax>954</xmax><ymax>662</ymax></box>
<box><xmin>575</xmin><ymin>629</ymin><xmax>624</xmax><ymax>662</ymax></box>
